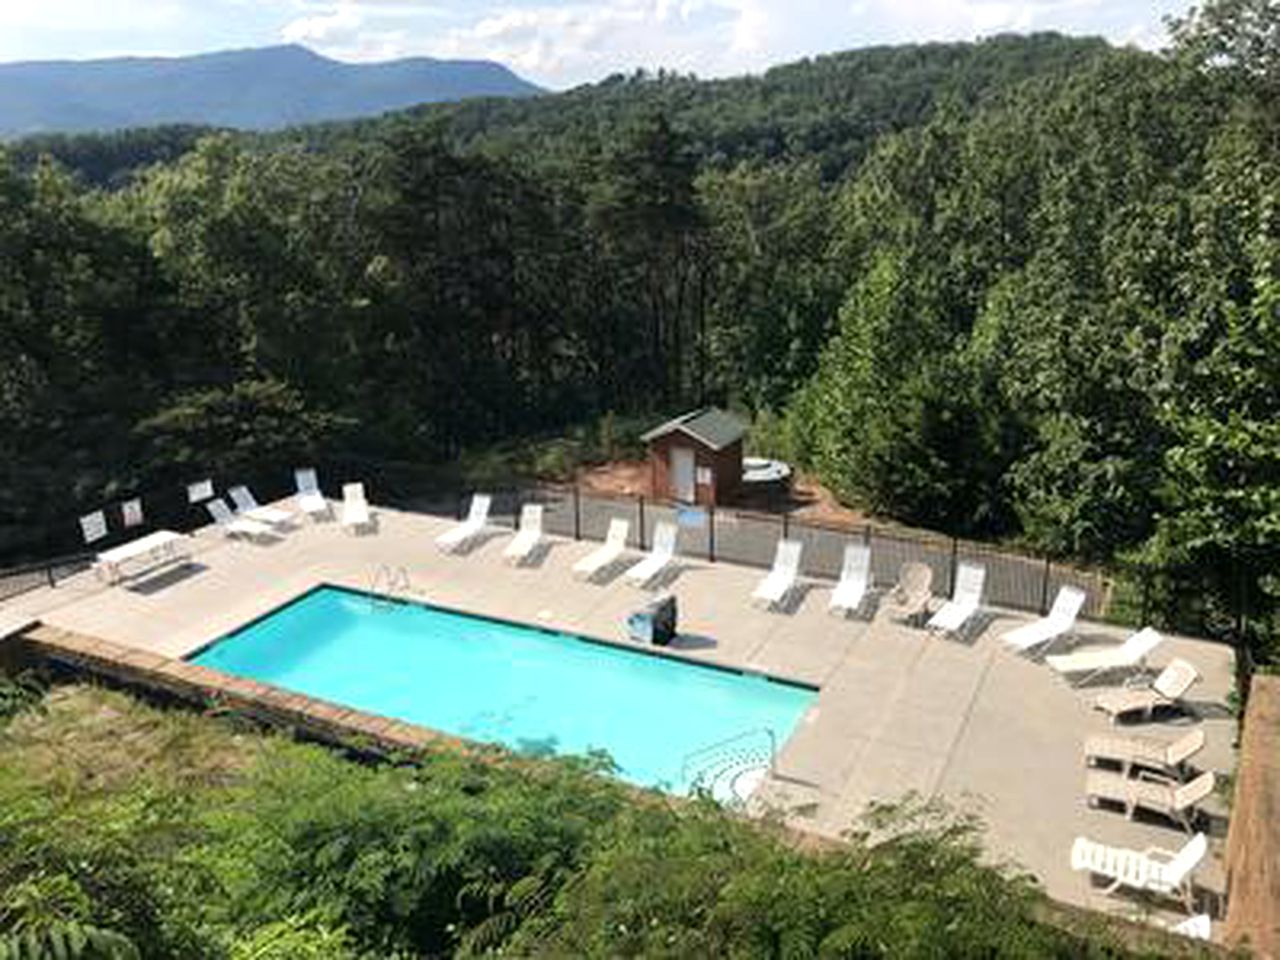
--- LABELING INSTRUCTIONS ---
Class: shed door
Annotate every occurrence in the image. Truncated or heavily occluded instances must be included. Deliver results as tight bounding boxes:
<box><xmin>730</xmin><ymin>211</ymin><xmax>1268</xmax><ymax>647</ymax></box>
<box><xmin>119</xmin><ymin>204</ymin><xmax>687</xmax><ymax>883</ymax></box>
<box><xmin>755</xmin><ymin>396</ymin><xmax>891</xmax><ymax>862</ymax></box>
<box><xmin>671</xmin><ymin>446</ymin><xmax>696</xmax><ymax>503</ymax></box>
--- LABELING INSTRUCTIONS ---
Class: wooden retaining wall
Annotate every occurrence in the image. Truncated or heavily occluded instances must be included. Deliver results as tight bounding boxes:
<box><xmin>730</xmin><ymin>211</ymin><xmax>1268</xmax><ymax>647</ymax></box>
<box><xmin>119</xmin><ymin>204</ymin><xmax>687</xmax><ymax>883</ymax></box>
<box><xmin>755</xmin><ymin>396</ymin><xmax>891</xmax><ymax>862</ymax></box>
<box><xmin>1224</xmin><ymin>674</ymin><xmax>1280</xmax><ymax>958</ymax></box>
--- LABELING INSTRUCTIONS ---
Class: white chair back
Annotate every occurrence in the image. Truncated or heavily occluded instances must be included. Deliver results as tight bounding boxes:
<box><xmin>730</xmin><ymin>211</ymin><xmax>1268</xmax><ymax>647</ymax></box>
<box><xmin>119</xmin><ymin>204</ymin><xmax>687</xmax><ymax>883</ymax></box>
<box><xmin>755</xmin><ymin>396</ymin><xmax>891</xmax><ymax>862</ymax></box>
<box><xmin>954</xmin><ymin>562</ymin><xmax>986</xmax><ymax>604</ymax></box>
<box><xmin>1164</xmin><ymin>833</ymin><xmax>1207</xmax><ymax>882</ymax></box>
<box><xmin>342</xmin><ymin>483</ymin><xmax>366</xmax><ymax>505</ymax></box>
<box><xmin>295</xmin><ymin>468</ymin><xmax>320</xmax><ymax>493</ymax></box>
<box><xmin>1049</xmin><ymin>585</ymin><xmax>1086</xmax><ymax>623</ymax></box>
<box><xmin>519</xmin><ymin>503</ymin><xmax>542</xmax><ymax>533</ymax></box>
<box><xmin>1173</xmin><ymin>772</ymin><xmax>1214</xmax><ymax>811</ymax></box>
<box><xmin>468</xmin><ymin>493</ymin><xmax>492</xmax><ymax>525</ymax></box>
<box><xmin>1166</xmin><ymin>728</ymin><xmax>1206</xmax><ymax>767</ymax></box>
<box><xmin>228</xmin><ymin>486</ymin><xmax>256</xmax><ymax>513</ymax></box>
<box><xmin>841</xmin><ymin>543</ymin><xmax>870</xmax><ymax>583</ymax></box>
<box><xmin>206</xmin><ymin>498</ymin><xmax>235</xmax><ymax>525</ymax></box>
<box><xmin>775</xmin><ymin>539</ymin><xmax>803</xmax><ymax>576</ymax></box>
<box><xmin>605</xmin><ymin>517</ymin><xmax>629</xmax><ymax>549</ymax></box>
<box><xmin>651</xmin><ymin>521</ymin><xmax>678</xmax><ymax>558</ymax></box>
<box><xmin>1154</xmin><ymin>658</ymin><xmax>1200</xmax><ymax>699</ymax></box>
<box><xmin>1124</xmin><ymin>627</ymin><xmax>1164</xmax><ymax>663</ymax></box>
<box><xmin>186</xmin><ymin>479</ymin><xmax>214</xmax><ymax>504</ymax></box>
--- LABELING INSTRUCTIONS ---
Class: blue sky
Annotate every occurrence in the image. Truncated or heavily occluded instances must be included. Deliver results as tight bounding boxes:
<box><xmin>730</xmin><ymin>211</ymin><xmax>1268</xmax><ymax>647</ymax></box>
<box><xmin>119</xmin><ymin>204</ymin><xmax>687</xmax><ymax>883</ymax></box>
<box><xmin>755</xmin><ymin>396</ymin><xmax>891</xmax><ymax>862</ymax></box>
<box><xmin>0</xmin><ymin>0</ymin><xmax>1190</xmax><ymax>89</ymax></box>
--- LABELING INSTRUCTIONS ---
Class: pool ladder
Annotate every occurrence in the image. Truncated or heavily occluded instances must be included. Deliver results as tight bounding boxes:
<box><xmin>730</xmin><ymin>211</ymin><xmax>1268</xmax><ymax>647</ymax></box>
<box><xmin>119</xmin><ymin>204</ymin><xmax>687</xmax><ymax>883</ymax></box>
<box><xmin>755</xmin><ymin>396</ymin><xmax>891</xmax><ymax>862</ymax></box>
<box><xmin>369</xmin><ymin>564</ymin><xmax>411</xmax><ymax>611</ymax></box>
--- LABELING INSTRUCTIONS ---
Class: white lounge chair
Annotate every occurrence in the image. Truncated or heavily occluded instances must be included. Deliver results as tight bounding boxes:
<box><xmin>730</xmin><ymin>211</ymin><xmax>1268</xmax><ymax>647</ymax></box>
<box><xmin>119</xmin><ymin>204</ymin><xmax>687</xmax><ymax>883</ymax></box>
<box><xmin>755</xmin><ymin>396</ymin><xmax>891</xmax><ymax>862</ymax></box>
<box><xmin>752</xmin><ymin>539</ymin><xmax>803</xmax><ymax>609</ymax></box>
<box><xmin>228</xmin><ymin>485</ymin><xmax>293</xmax><ymax>528</ymax></box>
<box><xmin>1046</xmin><ymin>627</ymin><xmax>1164</xmax><ymax>686</ymax></box>
<box><xmin>927</xmin><ymin>562</ymin><xmax>985</xmax><ymax>637</ymax></box>
<box><xmin>829</xmin><ymin>543</ymin><xmax>871</xmax><ymax>617</ymax></box>
<box><xmin>503</xmin><ymin>504</ymin><xmax>544</xmax><ymax>565</ymax></box>
<box><xmin>1002</xmin><ymin>585</ymin><xmax>1086</xmax><ymax>654</ymax></box>
<box><xmin>574</xmin><ymin>518</ymin><xmax>630</xmax><ymax>581</ymax></box>
<box><xmin>294</xmin><ymin>467</ymin><xmax>331</xmax><ymax>520</ymax></box>
<box><xmin>624</xmin><ymin>521</ymin><xmax>678</xmax><ymax>588</ymax></box>
<box><xmin>1084</xmin><ymin>728</ymin><xmax>1205</xmax><ymax>778</ymax></box>
<box><xmin>1084</xmin><ymin>769</ymin><xmax>1215</xmax><ymax>832</ymax></box>
<box><xmin>1070</xmin><ymin>832</ymin><xmax>1206</xmax><ymax>910</ymax></box>
<box><xmin>206</xmin><ymin>497</ymin><xmax>272</xmax><ymax>541</ymax></box>
<box><xmin>436</xmin><ymin>493</ymin><xmax>492</xmax><ymax>553</ymax></box>
<box><xmin>1170</xmin><ymin>914</ymin><xmax>1212</xmax><ymax>940</ymax></box>
<box><xmin>1094</xmin><ymin>658</ymin><xmax>1200</xmax><ymax>724</ymax></box>
<box><xmin>341</xmin><ymin>482</ymin><xmax>372</xmax><ymax>534</ymax></box>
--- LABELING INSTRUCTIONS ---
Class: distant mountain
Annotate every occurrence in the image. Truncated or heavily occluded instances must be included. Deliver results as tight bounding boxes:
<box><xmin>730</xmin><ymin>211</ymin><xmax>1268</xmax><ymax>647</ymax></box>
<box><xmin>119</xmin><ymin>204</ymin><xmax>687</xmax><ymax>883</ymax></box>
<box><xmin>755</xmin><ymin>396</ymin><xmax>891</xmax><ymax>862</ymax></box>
<box><xmin>0</xmin><ymin>44</ymin><xmax>542</xmax><ymax>138</ymax></box>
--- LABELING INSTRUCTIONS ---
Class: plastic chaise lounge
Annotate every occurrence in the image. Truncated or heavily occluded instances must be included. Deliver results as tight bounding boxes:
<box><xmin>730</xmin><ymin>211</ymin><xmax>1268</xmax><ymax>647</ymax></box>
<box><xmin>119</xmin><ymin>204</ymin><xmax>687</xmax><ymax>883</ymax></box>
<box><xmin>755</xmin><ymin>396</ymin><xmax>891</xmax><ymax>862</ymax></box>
<box><xmin>624</xmin><ymin>521</ymin><xmax>678</xmax><ymax>588</ymax></box>
<box><xmin>1083</xmin><ymin>728</ymin><xmax>1205</xmax><ymax>779</ymax></box>
<box><xmin>294</xmin><ymin>467</ymin><xmax>331</xmax><ymax>521</ymax></box>
<box><xmin>1070</xmin><ymin>832</ymin><xmax>1206</xmax><ymax>910</ymax></box>
<box><xmin>341</xmin><ymin>482</ymin><xmax>373</xmax><ymax>535</ymax></box>
<box><xmin>228</xmin><ymin>485</ymin><xmax>293</xmax><ymax>528</ymax></box>
<box><xmin>1093</xmin><ymin>658</ymin><xmax>1200</xmax><ymax>724</ymax></box>
<box><xmin>503</xmin><ymin>504</ymin><xmax>544</xmax><ymax>566</ymax></box>
<box><xmin>927</xmin><ymin>562</ymin><xmax>986</xmax><ymax>637</ymax></box>
<box><xmin>1002</xmin><ymin>585</ymin><xmax>1086</xmax><ymax>655</ymax></box>
<box><xmin>1170</xmin><ymin>914</ymin><xmax>1212</xmax><ymax>940</ymax></box>
<box><xmin>752</xmin><ymin>539</ymin><xmax>803</xmax><ymax>610</ymax></box>
<box><xmin>1045</xmin><ymin>627</ymin><xmax>1164</xmax><ymax>687</ymax></box>
<box><xmin>886</xmin><ymin>562</ymin><xmax>933</xmax><ymax>624</ymax></box>
<box><xmin>206</xmin><ymin>497</ymin><xmax>273</xmax><ymax>541</ymax></box>
<box><xmin>436</xmin><ymin>493</ymin><xmax>492</xmax><ymax>553</ymax></box>
<box><xmin>1084</xmin><ymin>769</ymin><xmax>1215</xmax><ymax>832</ymax></box>
<box><xmin>828</xmin><ymin>543</ymin><xmax>871</xmax><ymax>617</ymax></box>
<box><xmin>573</xmin><ymin>518</ymin><xmax>629</xmax><ymax>581</ymax></box>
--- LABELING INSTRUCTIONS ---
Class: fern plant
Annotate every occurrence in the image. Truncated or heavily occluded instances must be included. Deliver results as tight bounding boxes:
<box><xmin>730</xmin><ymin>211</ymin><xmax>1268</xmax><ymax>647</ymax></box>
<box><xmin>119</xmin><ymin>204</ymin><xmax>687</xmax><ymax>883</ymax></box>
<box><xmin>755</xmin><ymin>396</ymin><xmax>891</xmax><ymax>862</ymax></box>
<box><xmin>0</xmin><ymin>922</ymin><xmax>139</xmax><ymax>960</ymax></box>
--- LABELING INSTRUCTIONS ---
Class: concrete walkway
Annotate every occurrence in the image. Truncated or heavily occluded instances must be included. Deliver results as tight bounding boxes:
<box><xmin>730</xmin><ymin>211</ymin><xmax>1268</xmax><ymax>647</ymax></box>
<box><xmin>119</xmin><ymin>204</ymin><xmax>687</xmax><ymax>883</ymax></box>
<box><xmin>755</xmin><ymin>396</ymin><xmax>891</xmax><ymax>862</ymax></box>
<box><xmin>0</xmin><ymin>499</ymin><xmax>1237</xmax><ymax>923</ymax></box>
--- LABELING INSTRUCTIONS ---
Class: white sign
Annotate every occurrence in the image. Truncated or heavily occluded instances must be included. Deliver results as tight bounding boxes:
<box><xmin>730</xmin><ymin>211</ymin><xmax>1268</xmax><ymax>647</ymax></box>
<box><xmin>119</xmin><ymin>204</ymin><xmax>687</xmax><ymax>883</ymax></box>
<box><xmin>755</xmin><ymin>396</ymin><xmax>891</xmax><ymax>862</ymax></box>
<box><xmin>187</xmin><ymin>479</ymin><xmax>214</xmax><ymax>504</ymax></box>
<box><xmin>79</xmin><ymin>510</ymin><xmax>108</xmax><ymax>544</ymax></box>
<box><xmin>121</xmin><ymin>498</ymin><xmax>144</xmax><ymax>528</ymax></box>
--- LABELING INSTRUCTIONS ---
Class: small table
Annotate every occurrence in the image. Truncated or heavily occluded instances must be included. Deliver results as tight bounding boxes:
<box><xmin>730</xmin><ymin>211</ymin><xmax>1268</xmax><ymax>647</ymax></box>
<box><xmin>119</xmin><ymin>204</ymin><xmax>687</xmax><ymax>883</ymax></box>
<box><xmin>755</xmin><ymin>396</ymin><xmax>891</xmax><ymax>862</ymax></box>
<box><xmin>95</xmin><ymin>530</ymin><xmax>192</xmax><ymax>585</ymax></box>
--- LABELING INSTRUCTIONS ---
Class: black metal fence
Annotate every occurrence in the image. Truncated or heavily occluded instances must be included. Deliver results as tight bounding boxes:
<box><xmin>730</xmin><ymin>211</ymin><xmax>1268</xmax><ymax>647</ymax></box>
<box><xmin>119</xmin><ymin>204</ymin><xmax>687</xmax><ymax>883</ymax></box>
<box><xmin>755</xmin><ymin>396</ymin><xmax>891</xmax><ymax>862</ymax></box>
<box><xmin>0</xmin><ymin>454</ymin><xmax>1270</xmax><ymax>663</ymax></box>
<box><xmin>425</xmin><ymin>483</ymin><xmax>1113</xmax><ymax>619</ymax></box>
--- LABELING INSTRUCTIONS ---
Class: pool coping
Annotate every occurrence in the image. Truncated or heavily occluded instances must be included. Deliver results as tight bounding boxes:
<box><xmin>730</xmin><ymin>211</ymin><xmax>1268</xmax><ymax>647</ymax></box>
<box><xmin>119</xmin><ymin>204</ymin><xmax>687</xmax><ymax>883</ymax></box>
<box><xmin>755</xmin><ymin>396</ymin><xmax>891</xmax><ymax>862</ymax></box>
<box><xmin>185</xmin><ymin>581</ymin><xmax>821</xmax><ymax>694</ymax></box>
<box><xmin>12</xmin><ymin>620</ymin><xmax>473</xmax><ymax>758</ymax></box>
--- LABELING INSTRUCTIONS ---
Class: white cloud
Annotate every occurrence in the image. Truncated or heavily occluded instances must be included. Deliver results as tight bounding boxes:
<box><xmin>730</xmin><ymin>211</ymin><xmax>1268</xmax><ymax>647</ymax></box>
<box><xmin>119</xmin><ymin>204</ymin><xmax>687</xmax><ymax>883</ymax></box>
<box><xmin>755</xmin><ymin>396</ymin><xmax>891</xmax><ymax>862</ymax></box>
<box><xmin>282</xmin><ymin>3</ymin><xmax>366</xmax><ymax>46</ymax></box>
<box><xmin>422</xmin><ymin>0</ymin><xmax>800</xmax><ymax>82</ymax></box>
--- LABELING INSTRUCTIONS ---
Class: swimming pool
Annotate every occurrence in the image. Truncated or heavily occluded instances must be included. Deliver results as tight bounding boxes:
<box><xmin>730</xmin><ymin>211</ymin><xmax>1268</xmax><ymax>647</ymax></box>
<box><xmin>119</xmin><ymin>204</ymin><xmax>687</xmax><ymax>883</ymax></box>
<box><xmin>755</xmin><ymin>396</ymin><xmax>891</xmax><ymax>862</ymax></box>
<box><xmin>191</xmin><ymin>586</ymin><xmax>817</xmax><ymax>792</ymax></box>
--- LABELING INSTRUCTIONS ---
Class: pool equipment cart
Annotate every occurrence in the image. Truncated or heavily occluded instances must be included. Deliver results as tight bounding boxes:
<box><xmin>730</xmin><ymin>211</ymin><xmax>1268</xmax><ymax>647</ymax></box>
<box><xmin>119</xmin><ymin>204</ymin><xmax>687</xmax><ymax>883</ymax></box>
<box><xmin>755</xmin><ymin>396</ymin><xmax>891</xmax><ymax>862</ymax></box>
<box><xmin>627</xmin><ymin>594</ymin><xmax>678</xmax><ymax>646</ymax></box>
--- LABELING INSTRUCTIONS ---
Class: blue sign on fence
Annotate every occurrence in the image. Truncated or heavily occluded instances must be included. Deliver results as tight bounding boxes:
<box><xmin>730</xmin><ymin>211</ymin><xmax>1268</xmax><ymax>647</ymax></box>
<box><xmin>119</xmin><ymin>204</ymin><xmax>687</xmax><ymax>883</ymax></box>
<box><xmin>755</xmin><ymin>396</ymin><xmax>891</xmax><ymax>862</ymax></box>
<box><xmin>677</xmin><ymin>506</ymin><xmax>707</xmax><ymax>529</ymax></box>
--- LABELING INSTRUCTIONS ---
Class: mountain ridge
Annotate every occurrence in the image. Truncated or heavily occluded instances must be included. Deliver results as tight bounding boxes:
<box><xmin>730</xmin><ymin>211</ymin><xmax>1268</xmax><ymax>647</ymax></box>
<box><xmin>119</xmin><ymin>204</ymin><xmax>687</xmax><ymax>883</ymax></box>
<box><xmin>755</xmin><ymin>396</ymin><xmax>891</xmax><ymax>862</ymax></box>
<box><xmin>0</xmin><ymin>44</ymin><xmax>543</xmax><ymax>137</ymax></box>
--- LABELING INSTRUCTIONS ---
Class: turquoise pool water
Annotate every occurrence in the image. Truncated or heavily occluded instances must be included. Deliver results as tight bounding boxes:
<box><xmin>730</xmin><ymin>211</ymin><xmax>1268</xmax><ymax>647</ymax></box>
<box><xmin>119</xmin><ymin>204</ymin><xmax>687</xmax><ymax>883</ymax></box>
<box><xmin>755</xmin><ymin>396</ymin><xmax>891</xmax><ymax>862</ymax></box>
<box><xmin>191</xmin><ymin>586</ymin><xmax>816</xmax><ymax>790</ymax></box>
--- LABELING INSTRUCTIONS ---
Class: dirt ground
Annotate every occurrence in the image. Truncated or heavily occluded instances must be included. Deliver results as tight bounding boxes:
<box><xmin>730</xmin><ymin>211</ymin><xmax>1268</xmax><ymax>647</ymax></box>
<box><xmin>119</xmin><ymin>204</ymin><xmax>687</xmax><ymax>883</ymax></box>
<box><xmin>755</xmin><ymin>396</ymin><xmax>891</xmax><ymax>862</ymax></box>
<box><xmin>575</xmin><ymin>459</ymin><xmax>873</xmax><ymax>528</ymax></box>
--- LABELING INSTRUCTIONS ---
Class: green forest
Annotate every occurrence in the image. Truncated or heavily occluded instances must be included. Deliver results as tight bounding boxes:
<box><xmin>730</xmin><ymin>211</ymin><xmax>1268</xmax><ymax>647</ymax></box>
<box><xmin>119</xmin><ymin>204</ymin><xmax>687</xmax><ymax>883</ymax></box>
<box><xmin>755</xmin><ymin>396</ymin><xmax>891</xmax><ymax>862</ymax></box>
<box><xmin>1</xmin><ymin>2</ymin><xmax>1277</xmax><ymax>650</ymax></box>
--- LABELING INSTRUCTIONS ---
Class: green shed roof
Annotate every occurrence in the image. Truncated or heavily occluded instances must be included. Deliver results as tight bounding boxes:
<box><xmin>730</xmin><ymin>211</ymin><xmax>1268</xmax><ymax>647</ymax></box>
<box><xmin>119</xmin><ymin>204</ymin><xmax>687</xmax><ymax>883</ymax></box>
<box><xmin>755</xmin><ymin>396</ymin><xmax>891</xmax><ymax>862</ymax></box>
<box><xmin>640</xmin><ymin>407</ymin><xmax>747</xmax><ymax>451</ymax></box>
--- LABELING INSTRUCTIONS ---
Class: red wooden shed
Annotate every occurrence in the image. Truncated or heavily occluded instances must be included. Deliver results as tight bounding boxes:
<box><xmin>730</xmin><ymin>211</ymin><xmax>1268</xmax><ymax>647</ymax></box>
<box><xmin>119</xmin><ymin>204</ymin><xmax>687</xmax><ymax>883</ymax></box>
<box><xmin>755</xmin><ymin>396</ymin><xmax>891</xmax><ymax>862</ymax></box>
<box><xmin>641</xmin><ymin>407</ymin><xmax>747</xmax><ymax>506</ymax></box>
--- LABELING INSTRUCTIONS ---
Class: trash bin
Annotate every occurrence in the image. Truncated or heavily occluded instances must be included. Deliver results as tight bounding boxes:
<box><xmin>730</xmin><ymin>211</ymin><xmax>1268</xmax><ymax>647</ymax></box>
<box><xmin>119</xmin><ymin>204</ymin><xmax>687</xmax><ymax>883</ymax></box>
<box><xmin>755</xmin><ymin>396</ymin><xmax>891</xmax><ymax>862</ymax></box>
<box><xmin>626</xmin><ymin>593</ymin><xmax>678</xmax><ymax>646</ymax></box>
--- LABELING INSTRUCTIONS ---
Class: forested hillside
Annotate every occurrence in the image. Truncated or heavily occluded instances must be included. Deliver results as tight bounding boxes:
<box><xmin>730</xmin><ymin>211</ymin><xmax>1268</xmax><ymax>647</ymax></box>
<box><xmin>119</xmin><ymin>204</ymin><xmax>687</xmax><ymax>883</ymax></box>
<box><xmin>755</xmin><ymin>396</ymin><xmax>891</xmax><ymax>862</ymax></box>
<box><xmin>0</xmin><ymin>44</ymin><xmax>541</xmax><ymax>139</ymax></box>
<box><xmin>1</xmin><ymin>2</ymin><xmax>1277</xmax><ymax>649</ymax></box>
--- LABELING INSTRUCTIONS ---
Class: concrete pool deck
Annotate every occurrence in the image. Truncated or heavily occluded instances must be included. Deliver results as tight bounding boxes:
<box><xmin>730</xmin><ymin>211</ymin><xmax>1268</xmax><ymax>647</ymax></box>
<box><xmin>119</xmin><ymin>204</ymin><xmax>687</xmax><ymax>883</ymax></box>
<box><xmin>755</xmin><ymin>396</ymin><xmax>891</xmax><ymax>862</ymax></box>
<box><xmin>0</xmin><ymin>501</ymin><xmax>1238</xmax><ymax>925</ymax></box>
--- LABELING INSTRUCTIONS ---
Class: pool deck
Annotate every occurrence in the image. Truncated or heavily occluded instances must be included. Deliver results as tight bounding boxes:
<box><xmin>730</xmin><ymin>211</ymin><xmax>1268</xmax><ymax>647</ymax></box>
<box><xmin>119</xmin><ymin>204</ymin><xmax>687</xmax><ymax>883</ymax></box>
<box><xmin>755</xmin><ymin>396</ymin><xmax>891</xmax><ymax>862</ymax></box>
<box><xmin>0</xmin><ymin>501</ymin><xmax>1237</xmax><ymax>925</ymax></box>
